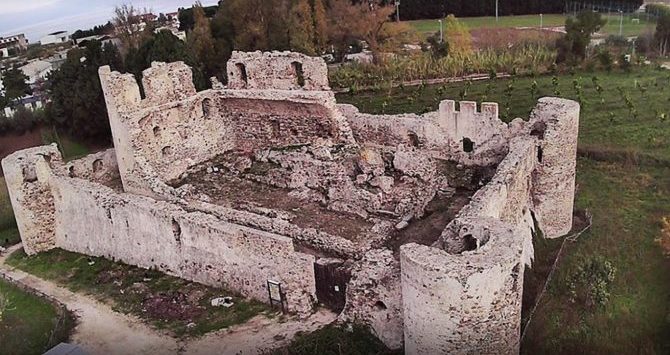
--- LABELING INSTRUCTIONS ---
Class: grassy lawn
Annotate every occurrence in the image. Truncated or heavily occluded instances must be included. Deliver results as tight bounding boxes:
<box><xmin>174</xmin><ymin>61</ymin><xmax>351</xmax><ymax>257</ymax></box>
<box><xmin>408</xmin><ymin>14</ymin><xmax>655</xmax><ymax>37</ymax></box>
<box><xmin>6</xmin><ymin>248</ymin><xmax>271</xmax><ymax>338</ymax></box>
<box><xmin>0</xmin><ymin>279</ymin><xmax>75</xmax><ymax>354</ymax></box>
<box><xmin>336</xmin><ymin>66</ymin><xmax>670</xmax><ymax>353</ymax></box>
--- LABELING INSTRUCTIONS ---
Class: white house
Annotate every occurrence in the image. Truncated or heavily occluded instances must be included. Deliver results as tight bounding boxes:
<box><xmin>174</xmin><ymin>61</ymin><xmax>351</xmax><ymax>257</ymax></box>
<box><xmin>40</xmin><ymin>31</ymin><xmax>70</xmax><ymax>45</ymax></box>
<box><xmin>19</xmin><ymin>60</ymin><xmax>53</xmax><ymax>85</ymax></box>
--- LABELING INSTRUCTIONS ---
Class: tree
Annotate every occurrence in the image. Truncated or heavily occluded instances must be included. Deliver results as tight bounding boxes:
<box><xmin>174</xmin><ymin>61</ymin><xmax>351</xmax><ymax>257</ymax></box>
<box><xmin>426</xmin><ymin>32</ymin><xmax>449</xmax><ymax>58</ymax></box>
<box><xmin>178</xmin><ymin>4</ymin><xmax>218</xmax><ymax>31</ymax></box>
<box><xmin>328</xmin><ymin>0</ymin><xmax>411</xmax><ymax>63</ymax></box>
<box><xmin>1</xmin><ymin>68</ymin><xmax>32</xmax><ymax>104</ymax></box>
<box><xmin>126</xmin><ymin>30</ymin><xmax>208</xmax><ymax>90</ymax></box>
<box><xmin>288</xmin><ymin>0</ymin><xmax>316</xmax><ymax>55</ymax></box>
<box><xmin>443</xmin><ymin>14</ymin><xmax>472</xmax><ymax>56</ymax></box>
<box><xmin>187</xmin><ymin>3</ymin><xmax>219</xmax><ymax>81</ymax></box>
<box><xmin>313</xmin><ymin>0</ymin><xmax>328</xmax><ymax>53</ymax></box>
<box><xmin>557</xmin><ymin>11</ymin><xmax>607</xmax><ymax>63</ymax></box>
<box><xmin>655</xmin><ymin>12</ymin><xmax>670</xmax><ymax>56</ymax></box>
<box><xmin>113</xmin><ymin>4</ymin><xmax>152</xmax><ymax>51</ymax></box>
<box><xmin>47</xmin><ymin>40</ymin><xmax>123</xmax><ymax>141</ymax></box>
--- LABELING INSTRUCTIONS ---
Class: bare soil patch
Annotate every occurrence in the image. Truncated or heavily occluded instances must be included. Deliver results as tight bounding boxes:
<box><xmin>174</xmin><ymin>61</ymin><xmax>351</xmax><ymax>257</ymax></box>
<box><xmin>0</xmin><ymin>130</ymin><xmax>44</xmax><ymax>175</ymax></box>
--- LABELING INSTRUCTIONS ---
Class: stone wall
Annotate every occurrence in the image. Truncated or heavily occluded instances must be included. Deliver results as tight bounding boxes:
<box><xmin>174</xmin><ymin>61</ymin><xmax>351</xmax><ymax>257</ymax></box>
<box><xmin>1</xmin><ymin>145</ymin><xmax>62</xmax><ymax>255</ymax></box>
<box><xmin>341</xmin><ymin>249</ymin><xmax>403</xmax><ymax>349</ymax></box>
<box><xmin>3</xmin><ymin>52</ymin><xmax>582</xmax><ymax>354</ymax></box>
<box><xmin>529</xmin><ymin>98</ymin><xmax>580</xmax><ymax>238</ymax></box>
<box><xmin>439</xmin><ymin>100</ymin><xmax>510</xmax><ymax>165</ymax></box>
<box><xmin>401</xmin><ymin>218</ymin><xmax>525</xmax><ymax>355</ymax></box>
<box><xmin>226</xmin><ymin>51</ymin><xmax>330</xmax><ymax>91</ymax></box>
<box><xmin>341</xmin><ymin>100</ymin><xmax>512</xmax><ymax>166</ymax></box>
<box><xmin>99</xmin><ymin>61</ymin><xmax>355</xmax><ymax>196</ymax></box>
<box><xmin>60</xmin><ymin>148</ymin><xmax>120</xmax><ymax>188</ymax></box>
<box><xmin>399</xmin><ymin>97</ymin><xmax>579</xmax><ymax>354</ymax></box>
<box><xmin>51</xmin><ymin>175</ymin><xmax>317</xmax><ymax>316</ymax></box>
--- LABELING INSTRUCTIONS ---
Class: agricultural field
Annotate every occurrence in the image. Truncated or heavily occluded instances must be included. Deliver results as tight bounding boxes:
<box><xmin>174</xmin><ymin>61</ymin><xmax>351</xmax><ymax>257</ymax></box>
<box><xmin>408</xmin><ymin>13</ymin><xmax>656</xmax><ymax>37</ymax></box>
<box><xmin>336</xmin><ymin>67</ymin><xmax>670</xmax><ymax>354</ymax></box>
<box><xmin>0</xmin><ymin>279</ymin><xmax>75</xmax><ymax>354</ymax></box>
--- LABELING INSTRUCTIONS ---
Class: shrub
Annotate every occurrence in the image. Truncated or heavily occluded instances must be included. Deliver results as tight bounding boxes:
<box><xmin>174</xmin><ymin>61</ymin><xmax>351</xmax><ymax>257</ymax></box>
<box><xmin>566</xmin><ymin>256</ymin><xmax>616</xmax><ymax>309</ymax></box>
<box><xmin>425</xmin><ymin>32</ymin><xmax>449</xmax><ymax>58</ymax></box>
<box><xmin>596</xmin><ymin>49</ymin><xmax>614</xmax><ymax>72</ymax></box>
<box><xmin>443</xmin><ymin>15</ymin><xmax>472</xmax><ymax>56</ymax></box>
<box><xmin>0</xmin><ymin>107</ymin><xmax>47</xmax><ymax>135</ymax></box>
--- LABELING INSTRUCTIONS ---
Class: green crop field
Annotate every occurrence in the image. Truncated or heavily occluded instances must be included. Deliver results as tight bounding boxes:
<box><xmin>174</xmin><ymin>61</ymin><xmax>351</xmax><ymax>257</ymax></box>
<box><xmin>408</xmin><ymin>13</ymin><xmax>656</xmax><ymax>37</ymax></box>
<box><xmin>335</xmin><ymin>67</ymin><xmax>670</xmax><ymax>353</ymax></box>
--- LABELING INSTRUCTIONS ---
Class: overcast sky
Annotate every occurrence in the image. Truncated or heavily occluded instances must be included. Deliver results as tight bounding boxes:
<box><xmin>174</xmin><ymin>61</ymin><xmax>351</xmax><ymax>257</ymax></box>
<box><xmin>0</xmin><ymin>0</ymin><xmax>219</xmax><ymax>42</ymax></box>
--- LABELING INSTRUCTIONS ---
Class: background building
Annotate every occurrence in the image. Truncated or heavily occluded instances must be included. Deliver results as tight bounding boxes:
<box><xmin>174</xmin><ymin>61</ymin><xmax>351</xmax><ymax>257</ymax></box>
<box><xmin>40</xmin><ymin>31</ymin><xmax>70</xmax><ymax>46</ymax></box>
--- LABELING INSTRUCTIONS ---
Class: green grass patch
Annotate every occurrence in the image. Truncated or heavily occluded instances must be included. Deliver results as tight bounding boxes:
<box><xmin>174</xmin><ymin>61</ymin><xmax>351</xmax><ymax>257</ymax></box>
<box><xmin>40</xmin><ymin>128</ymin><xmax>90</xmax><ymax>161</ymax></box>
<box><xmin>6</xmin><ymin>248</ymin><xmax>271</xmax><ymax>338</ymax></box>
<box><xmin>0</xmin><ymin>278</ymin><xmax>75</xmax><ymax>355</ymax></box>
<box><xmin>272</xmin><ymin>324</ymin><xmax>400</xmax><ymax>355</ymax></box>
<box><xmin>407</xmin><ymin>14</ymin><xmax>655</xmax><ymax>37</ymax></box>
<box><xmin>337</xmin><ymin>67</ymin><xmax>670</xmax><ymax>353</ymax></box>
<box><xmin>0</xmin><ymin>177</ymin><xmax>17</xmax><ymax>234</ymax></box>
<box><xmin>523</xmin><ymin>160</ymin><xmax>670</xmax><ymax>354</ymax></box>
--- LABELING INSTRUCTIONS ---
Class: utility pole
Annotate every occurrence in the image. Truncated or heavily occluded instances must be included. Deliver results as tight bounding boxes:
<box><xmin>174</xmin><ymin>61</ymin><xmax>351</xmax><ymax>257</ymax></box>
<box><xmin>540</xmin><ymin>13</ymin><xmax>543</xmax><ymax>29</ymax></box>
<box><xmin>496</xmin><ymin>0</ymin><xmax>499</xmax><ymax>22</ymax></box>
<box><xmin>619</xmin><ymin>10</ymin><xmax>624</xmax><ymax>36</ymax></box>
<box><xmin>438</xmin><ymin>19</ymin><xmax>444</xmax><ymax>43</ymax></box>
<box><xmin>396</xmin><ymin>1</ymin><xmax>400</xmax><ymax>22</ymax></box>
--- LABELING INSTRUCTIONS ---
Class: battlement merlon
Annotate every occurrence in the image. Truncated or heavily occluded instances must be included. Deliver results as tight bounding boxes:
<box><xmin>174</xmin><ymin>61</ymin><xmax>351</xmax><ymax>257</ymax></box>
<box><xmin>227</xmin><ymin>51</ymin><xmax>330</xmax><ymax>91</ymax></box>
<box><xmin>438</xmin><ymin>100</ymin><xmax>505</xmax><ymax>144</ymax></box>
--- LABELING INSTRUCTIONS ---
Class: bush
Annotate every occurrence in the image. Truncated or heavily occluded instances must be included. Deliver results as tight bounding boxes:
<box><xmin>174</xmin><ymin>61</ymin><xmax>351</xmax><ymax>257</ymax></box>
<box><xmin>566</xmin><ymin>256</ymin><xmax>616</xmax><ymax>309</ymax></box>
<box><xmin>596</xmin><ymin>49</ymin><xmax>614</xmax><ymax>72</ymax></box>
<box><xmin>425</xmin><ymin>32</ymin><xmax>449</xmax><ymax>58</ymax></box>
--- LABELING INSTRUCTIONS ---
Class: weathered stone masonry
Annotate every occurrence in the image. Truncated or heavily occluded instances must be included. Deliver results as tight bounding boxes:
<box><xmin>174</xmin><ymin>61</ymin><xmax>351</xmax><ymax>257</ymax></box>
<box><xmin>3</xmin><ymin>51</ymin><xmax>580</xmax><ymax>354</ymax></box>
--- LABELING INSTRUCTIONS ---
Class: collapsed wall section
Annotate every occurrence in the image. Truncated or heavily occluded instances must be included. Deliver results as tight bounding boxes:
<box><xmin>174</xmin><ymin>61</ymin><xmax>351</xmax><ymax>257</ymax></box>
<box><xmin>1</xmin><ymin>145</ymin><xmax>63</xmax><ymax>255</ymax></box>
<box><xmin>60</xmin><ymin>148</ymin><xmax>121</xmax><ymax>188</ymax></box>
<box><xmin>51</xmin><ymin>175</ymin><xmax>317</xmax><ymax>315</ymax></box>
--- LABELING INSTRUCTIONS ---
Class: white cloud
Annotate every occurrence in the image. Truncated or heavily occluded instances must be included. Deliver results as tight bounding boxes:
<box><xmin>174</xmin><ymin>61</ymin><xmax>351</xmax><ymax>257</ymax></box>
<box><xmin>0</xmin><ymin>0</ymin><xmax>61</xmax><ymax>15</ymax></box>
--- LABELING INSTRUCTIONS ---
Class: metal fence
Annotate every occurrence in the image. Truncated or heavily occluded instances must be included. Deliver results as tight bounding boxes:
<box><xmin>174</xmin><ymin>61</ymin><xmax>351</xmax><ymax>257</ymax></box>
<box><xmin>565</xmin><ymin>1</ymin><xmax>644</xmax><ymax>15</ymax></box>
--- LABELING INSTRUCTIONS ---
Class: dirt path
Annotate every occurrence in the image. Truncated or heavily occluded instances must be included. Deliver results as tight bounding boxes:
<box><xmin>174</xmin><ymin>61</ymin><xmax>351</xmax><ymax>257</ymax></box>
<box><xmin>0</xmin><ymin>244</ymin><xmax>336</xmax><ymax>354</ymax></box>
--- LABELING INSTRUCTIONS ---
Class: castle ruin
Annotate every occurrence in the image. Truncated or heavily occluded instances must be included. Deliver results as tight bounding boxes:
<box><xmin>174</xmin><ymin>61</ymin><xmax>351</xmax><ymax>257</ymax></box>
<box><xmin>2</xmin><ymin>51</ymin><xmax>579</xmax><ymax>354</ymax></box>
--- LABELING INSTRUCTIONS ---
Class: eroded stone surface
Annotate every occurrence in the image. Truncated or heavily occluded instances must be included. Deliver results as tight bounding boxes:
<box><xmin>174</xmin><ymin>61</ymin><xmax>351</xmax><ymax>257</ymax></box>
<box><xmin>2</xmin><ymin>52</ymin><xmax>580</xmax><ymax>354</ymax></box>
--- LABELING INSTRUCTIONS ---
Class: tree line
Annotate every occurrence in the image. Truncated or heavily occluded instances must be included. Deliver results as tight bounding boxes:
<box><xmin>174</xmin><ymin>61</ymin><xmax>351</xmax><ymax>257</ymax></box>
<box><xmin>395</xmin><ymin>0</ymin><xmax>643</xmax><ymax>21</ymax></box>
